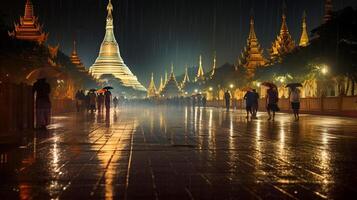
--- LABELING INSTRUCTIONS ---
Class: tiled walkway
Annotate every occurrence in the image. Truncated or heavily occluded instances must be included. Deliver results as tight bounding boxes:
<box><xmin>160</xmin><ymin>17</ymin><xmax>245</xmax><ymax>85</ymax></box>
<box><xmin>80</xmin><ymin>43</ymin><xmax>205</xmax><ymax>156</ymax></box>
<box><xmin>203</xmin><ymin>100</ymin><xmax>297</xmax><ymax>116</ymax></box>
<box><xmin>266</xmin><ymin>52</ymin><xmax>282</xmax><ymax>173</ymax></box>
<box><xmin>1</xmin><ymin>106</ymin><xmax>357</xmax><ymax>199</ymax></box>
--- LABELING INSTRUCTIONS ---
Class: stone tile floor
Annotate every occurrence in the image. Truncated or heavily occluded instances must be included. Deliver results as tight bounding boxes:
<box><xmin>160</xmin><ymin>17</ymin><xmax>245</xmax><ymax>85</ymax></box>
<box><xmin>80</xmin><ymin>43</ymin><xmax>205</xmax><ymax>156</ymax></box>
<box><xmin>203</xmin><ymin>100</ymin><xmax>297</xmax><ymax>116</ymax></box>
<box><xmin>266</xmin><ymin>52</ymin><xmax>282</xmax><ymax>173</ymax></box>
<box><xmin>1</xmin><ymin>106</ymin><xmax>357</xmax><ymax>199</ymax></box>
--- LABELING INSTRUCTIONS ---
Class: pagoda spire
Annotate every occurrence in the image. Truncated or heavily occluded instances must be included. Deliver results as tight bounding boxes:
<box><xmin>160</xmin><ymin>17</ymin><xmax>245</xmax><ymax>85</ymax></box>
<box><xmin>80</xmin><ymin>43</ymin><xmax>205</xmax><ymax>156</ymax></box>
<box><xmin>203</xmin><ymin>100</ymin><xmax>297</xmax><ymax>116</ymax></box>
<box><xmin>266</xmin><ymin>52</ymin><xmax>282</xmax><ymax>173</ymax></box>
<box><xmin>238</xmin><ymin>13</ymin><xmax>266</xmax><ymax>79</ymax></box>
<box><xmin>210</xmin><ymin>52</ymin><xmax>216</xmax><ymax>78</ymax></box>
<box><xmin>196</xmin><ymin>55</ymin><xmax>205</xmax><ymax>81</ymax></box>
<box><xmin>299</xmin><ymin>11</ymin><xmax>309</xmax><ymax>47</ymax></box>
<box><xmin>324</xmin><ymin>0</ymin><xmax>333</xmax><ymax>23</ymax></box>
<box><xmin>269</xmin><ymin>2</ymin><xmax>295</xmax><ymax>63</ymax></box>
<box><xmin>159</xmin><ymin>76</ymin><xmax>164</xmax><ymax>92</ymax></box>
<box><xmin>183</xmin><ymin>67</ymin><xmax>190</xmax><ymax>83</ymax></box>
<box><xmin>165</xmin><ymin>71</ymin><xmax>168</xmax><ymax>83</ymax></box>
<box><xmin>8</xmin><ymin>0</ymin><xmax>48</xmax><ymax>44</ymax></box>
<box><xmin>147</xmin><ymin>73</ymin><xmax>157</xmax><ymax>97</ymax></box>
<box><xmin>70</xmin><ymin>40</ymin><xmax>86</xmax><ymax>72</ymax></box>
<box><xmin>160</xmin><ymin>64</ymin><xmax>181</xmax><ymax>98</ymax></box>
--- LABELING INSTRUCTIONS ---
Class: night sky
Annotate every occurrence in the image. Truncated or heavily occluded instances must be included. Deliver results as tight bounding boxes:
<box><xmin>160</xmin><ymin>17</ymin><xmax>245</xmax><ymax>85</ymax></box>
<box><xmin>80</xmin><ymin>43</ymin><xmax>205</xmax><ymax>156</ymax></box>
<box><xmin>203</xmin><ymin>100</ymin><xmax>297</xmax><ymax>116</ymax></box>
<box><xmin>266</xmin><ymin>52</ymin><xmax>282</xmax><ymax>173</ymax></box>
<box><xmin>1</xmin><ymin>0</ymin><xmax>357</xmax><ymax>85</ymax></box>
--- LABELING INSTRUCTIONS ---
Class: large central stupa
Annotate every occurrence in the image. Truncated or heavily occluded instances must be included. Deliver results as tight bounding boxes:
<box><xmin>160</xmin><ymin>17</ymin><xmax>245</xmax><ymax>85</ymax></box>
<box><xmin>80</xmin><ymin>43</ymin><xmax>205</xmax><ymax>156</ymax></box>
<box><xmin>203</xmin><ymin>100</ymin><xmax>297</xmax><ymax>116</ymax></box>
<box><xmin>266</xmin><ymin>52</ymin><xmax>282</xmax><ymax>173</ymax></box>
<box><xmin>89</xmin><ymin>0</ymin><xmax>146</xmax><ymax>91</ymax></box>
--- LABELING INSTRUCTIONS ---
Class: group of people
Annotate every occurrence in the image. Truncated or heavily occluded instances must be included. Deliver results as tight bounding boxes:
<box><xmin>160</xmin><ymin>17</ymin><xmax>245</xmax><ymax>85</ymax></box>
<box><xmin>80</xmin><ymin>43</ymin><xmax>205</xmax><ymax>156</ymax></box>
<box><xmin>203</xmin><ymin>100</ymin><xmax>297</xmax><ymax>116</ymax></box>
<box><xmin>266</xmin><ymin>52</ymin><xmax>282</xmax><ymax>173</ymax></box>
<box><xmin>238</xmin><ymin>86</ymin><xmax>301</xmax><ymax>121</ymax></box>
<box><xmin>75</xmin><ymin>89</ymin><xmax>119</xmax><ymax>113</ymax></box>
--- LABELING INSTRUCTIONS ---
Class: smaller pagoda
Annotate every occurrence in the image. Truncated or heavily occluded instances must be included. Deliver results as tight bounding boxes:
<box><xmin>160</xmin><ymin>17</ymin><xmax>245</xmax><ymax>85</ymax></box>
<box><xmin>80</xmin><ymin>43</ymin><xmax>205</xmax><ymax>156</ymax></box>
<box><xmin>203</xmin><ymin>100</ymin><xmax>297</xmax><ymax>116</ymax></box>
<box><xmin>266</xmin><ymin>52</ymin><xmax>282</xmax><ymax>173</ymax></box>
<box><xmin>70</xmin><ymin>41</ymin><xmax>86</xmax><ymax>72</ymax></box>
<box><xmin>147</xmin><ymin>73</ymin><xmax>157</xmax><ymax>98</ymax></box>
<box><xmin>195</xmin><ymin>55</ymin><xmax>205</xmax><ymax>82</ymax></box>
<box><xmin>181</xmin><ymin>67</ymin><xmax>190</xmax><ymax>88</ymax></box>
<box><xmin>238</xmin><ymin>15</ymin><xmax>267</xmax><ymax>79</ymax></box>
<box><xmin>160</xmin><ymin>65</ymin><xmax>182</xmax><ymax>98</ymax></box>
<box><xmin>8</xmin><ymin>0</ymin><xmax>48</xmax><ymax>44</ymax></box>
<box><xmin>269</xmin><ymin>7</ymin><xmax>295</xmax><ymax>62</ymax></box>
<box><xmin>299</xmin><ymin>11</ymin><xmax>309</xmax><ymax>47</ymax></box>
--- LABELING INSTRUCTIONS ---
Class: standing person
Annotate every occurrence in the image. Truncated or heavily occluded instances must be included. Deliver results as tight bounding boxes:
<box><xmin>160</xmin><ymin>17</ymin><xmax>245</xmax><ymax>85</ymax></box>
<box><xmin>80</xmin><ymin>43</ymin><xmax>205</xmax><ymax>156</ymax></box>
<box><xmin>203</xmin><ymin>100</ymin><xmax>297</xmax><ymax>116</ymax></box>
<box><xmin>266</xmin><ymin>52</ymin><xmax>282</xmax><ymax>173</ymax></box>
<box><xmin>97</xmin><ymin>93</ymin><xmax>104</xmax><ymax>112</ymax></box>
<box><xmin>33</xmin><ymin>78</ymin><xmax>51</xmax><ymax>130</ymax></box>
<box><xmin>75</xmin><ymin>90</ymin><xmax>81</xmax><ymax>112</ymax></box>
<box><xmin>243</xmin><ymin>90</ymin><xmax>253</xmax><ymax>119</ymax></box>
<box><xmin>266</xmin><ymin>87</ymin><xmax>279</xmax><ymax>121</ymax></box>
<box><xmin>224</xmin><ymin>90</ymin><xmax>231</xmax><ymax>111</ymax></box>
<box><xmin>289</xmin><ymin>87</ymin><xmax>301</xmax><ymax>121</ymax></box>
<box><xmin>104</xmin><ymin>89</ymin><xmax>112</xmax><ymax>112</ymax></box>
<box><xmin>202</xmin><ymin>96</ymin><xmax>207</xmax><ymax>108</ymax></box>
<box><xmin>251</xmin><ymin>89</ymin><xmax>260</xmax><ymax>119</ymax></box>
<box><xmin>88</xmin><ymin>91</ymin><xmax>97</xmax><ymax>113</ymax></box>
<box><xmin>113</xmin><ymin>96</ymin><xmax>119</xmax><ymax>109</ymax></box>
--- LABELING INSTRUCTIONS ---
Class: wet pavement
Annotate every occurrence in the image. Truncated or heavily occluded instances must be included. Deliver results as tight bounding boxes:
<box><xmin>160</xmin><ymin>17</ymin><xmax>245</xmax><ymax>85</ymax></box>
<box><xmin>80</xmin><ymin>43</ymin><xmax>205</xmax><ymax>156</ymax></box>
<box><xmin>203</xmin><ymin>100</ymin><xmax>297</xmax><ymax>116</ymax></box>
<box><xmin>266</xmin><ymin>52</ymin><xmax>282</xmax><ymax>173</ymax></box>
<box><xmin>1</xmin><ymin>106</ymin><xmax>357</xmax><ymax>199</ymax></box>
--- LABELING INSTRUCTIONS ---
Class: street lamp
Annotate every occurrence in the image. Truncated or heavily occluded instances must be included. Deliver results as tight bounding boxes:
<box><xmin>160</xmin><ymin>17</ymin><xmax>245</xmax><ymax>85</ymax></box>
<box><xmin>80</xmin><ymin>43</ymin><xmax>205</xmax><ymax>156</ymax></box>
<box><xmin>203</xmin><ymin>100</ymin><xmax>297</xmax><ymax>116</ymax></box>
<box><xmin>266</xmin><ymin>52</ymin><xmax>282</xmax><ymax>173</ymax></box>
<box><xmin>229</xmin><ymin>84</ymin><xmax>234</xmax><ymax>89</ymax></box>
<box><xmin>209</xmin><ymin>87</ymin><xmax>213</xmax><ymax>91</ymax></box>
<box><xmin>194</xmin><ymin>89</ymin><xmax>198</xmax><ymax>93</ymax></box>
<box><xmin>321</xmin><ymin>65</ymin><xmax>328</xmax><ymax>75</ymax></box>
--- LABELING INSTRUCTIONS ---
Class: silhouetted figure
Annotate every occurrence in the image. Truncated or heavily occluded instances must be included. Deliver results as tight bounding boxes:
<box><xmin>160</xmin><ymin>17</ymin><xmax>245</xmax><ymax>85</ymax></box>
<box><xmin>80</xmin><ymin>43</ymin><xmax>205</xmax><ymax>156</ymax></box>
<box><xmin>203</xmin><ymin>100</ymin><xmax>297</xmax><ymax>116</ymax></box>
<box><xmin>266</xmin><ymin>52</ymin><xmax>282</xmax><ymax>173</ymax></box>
<box><xmin>289</xmin><ymin>87</ymin><xmax>301</xmax><ymax>121</ymax></box>
<box><xmin>113</xmin><ymin>96</ymin><xmax>119</xmax><ymax>109</ymax></box>
<box><xmin>251</xmin><ymin>89</ymin><xmax>259</xmax><ymax>119</ymax></box>
<box><xmin>202</xmin><ymin>96</ymin><xmax>207</xmax><ymax>108</ymax></box>
<box><xmin>244</xmin><ymin>91</ymin><xmax>253</xmax><ymax>119</ymax></box>
<box><xmin>75</xmin><ymin>90</ymin><xmax>82</xmax><ymax>112</ymax></box>
<box><xmin>224</xmin><ymin>90</ymin><xmax>231</xmax><ymax>111</ymax></box>
<box><xmin>104</xmin><ymin>90</ymin><xmax>112</xmax><ymax>112</ymax></box>
<box><xmin>266</xmin><ymin>87</ymin><xmax>279</xmax><ymax>121</ymax></box>
<box><xmin>88</xmin><ymin>91</ymin><xmax>97</xmax><ymax>112</ymax></box>
<box><xmin>33</xmin><ymin>78</ymin><xmax>51</xmax><ymax>129</ymax></box>
<box><xmin>97</xmin><ymin>93</ymin><xmax>104</xmax><ymax>112</ymax></box>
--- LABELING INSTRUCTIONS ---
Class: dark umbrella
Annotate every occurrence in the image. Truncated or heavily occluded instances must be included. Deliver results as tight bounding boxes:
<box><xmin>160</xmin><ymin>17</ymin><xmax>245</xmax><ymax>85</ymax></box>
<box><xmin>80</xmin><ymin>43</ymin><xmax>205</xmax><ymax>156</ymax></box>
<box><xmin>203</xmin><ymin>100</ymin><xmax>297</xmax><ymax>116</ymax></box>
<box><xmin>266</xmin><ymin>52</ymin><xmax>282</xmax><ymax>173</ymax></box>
<box><xmin>103</xmin><ymin>86</ymin><xmax>114</xmax><ymax>90</ymax></box>
<box><xmin>261</xmin><ymin>82</ymin><xmax>277</xmax><ymax>88</ymax></box>
<box><xmin>89</xmin><ymin>89</ymin><xmax>97</xmax><ymax>92</ymax></box>
<box><xmin>286</xmin><ymin>83</ymin><xmax>303</xmax><ymax>88</ymax></box>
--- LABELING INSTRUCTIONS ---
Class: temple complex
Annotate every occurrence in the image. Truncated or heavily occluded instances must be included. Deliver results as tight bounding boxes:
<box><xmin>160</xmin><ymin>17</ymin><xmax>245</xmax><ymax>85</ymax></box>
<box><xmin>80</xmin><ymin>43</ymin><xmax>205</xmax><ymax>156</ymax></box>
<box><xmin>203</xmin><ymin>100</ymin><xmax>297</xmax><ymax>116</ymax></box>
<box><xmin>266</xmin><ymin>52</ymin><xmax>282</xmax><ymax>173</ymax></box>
<box><xmin>299</xmin><ymin>11</ymin><xmax>309</xmax><ymax>47</ymax></box>
<box><xmin>160</xmin><ymin>65</ymin><xmax>181</xmax><ymax>98</ymax></box>
<box><xmin>238</xmin><ymin>15</ymin><xmax>267</xmax><ymax>79</ymax></box>
<box><xmin>269</xmin><ymin>9</ymin><xmax>295</xmax><ymax>62</ymax></box>
<box><xmin>89</xmin><ymin>0</ymin><xmax>146</xmax><ymax>91</ymax></box>
<box><xmin>8</xmin><ymin>0</ymin><xmax>48</xmax><ymax>44</ymax></box>
<box><xmin>147</xmin><ymin>73</ymin><xmax>157</xmax><ymax>98</ymax></box>
<box><xmin>195</xmin><ymin>55</ymin><xmax>205</xmax><ymax>81</ymax></box>
<box><xmin>70</xmin><ymin>41</ymin><xmax>86</xmax><ymax>72</ymax></box>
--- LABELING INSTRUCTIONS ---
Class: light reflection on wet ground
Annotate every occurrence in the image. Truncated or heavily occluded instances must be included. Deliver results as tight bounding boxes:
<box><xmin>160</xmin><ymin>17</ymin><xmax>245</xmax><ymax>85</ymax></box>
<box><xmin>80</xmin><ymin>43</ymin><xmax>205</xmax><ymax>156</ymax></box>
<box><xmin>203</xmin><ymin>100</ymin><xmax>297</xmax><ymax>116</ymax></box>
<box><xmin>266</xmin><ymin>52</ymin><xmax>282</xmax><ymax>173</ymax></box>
<box><xmin>1</xmin><ymin>106</ymin><xmax>357</xmax><ymax>199</ymax></box>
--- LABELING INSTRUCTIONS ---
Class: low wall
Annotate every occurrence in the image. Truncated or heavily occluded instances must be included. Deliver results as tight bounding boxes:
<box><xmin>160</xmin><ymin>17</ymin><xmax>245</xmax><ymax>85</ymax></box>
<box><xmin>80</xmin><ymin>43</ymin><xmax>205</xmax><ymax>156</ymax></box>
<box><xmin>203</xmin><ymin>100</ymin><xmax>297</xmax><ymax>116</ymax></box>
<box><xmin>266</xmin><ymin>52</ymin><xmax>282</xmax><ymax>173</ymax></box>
<box><xmin>207</xmin><ymin>96</ymin><xmax>357</xmax><ymax>117</ymax></box>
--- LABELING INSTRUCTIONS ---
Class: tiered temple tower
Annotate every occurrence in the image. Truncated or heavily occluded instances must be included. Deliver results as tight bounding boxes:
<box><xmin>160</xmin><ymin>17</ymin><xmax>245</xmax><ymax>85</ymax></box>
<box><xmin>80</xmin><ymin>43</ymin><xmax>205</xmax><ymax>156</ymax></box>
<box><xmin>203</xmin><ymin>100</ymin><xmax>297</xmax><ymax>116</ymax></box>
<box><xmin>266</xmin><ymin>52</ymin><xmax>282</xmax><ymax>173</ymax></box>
<box><xmin>8</xmin><ymin>0</ymin><xmax>48</xmax><ymax>44</ymax></box>
<box><xmin>299</xmin><ymin>11</ymin><xmax>309</xmax><ymax>47</ymax></box>
<box><xmin>195</xmin><ymin>55</ymin><xmax>205</xmax><ymax>81</ymax></box>
<box><xmin>181</xmin><ymin>67</ymin><xmax>190</xmax><ymax>88</ymax></box>
<box><xmin>160</xmin><ymin>65</ymin><xmax>181</xmax><ymax>98</ymax></box>
<box><xmin>238</xmin><ymin>15</ymin><xmax>267</xmax><ymax>79</ymax></box>
<box><xmin>269</xmin><ymin>8</ymin><xmax>295</xmax><ymax>62</ymax></box>
<box><xmin>324</xmin><ymin>0</ymin><xmax>333</xmax><ymax>23</ymax></box>
<box><xmin>147</xmin><ymin>73</ymin><xmax>157</xmax><ymax>98</ymax></box>
<box><xmin>70</xmin><ymin>41</ymin><xmax>86</xmax><ymax>72</ymax></box>
<box><xmin>89</xmin><ymin>0</ymin><xmax>146</xmax><ymax>91</ymax></box>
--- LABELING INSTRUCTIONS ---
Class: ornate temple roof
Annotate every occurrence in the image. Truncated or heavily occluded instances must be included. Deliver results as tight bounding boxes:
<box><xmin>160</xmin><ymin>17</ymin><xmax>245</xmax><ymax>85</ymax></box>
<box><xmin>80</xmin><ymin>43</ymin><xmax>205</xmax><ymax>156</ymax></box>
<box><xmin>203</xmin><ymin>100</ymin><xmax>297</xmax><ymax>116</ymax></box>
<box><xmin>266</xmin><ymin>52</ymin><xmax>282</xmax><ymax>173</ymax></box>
<box><xmin>160</xmin><ymin>65</ymin><xmax>181</xmax><ymax>98</ymax></box>
<box><xmin>70</xmin><ymin>41</ymin><xmax>86</xmax><ymax>72</ymax></box>
<box><xmin>8</xmin><ymin>0</ymin><xmax>48</xmax><ymax>44</ymax></box>
<box><xmin>89</xmin><ymin>0</ymin><xmax>146</xmax><ymax>91</ymax></box>
<box><xmin>239</xmin><ymin>15</ymin><xmax>267</xmax><ymax>79</ymax></box>
<box><xmin>299</xmin><ymin>11</ymin><xmax>309</xmax><ymax>47</ymax></box>
<box><xmin>147</xmin><ymin>73</ymin><xmax>157</xmax><ymax>98</ymax></box>
<box><xmin>269</xmin><ymin>9</ymin><xmax>295</xmax><ymax>62</ymax></box>
<box><xmin>195</xmin><ymin>55</ymin><xmax>205</xmax><ymax>81</ymax></box>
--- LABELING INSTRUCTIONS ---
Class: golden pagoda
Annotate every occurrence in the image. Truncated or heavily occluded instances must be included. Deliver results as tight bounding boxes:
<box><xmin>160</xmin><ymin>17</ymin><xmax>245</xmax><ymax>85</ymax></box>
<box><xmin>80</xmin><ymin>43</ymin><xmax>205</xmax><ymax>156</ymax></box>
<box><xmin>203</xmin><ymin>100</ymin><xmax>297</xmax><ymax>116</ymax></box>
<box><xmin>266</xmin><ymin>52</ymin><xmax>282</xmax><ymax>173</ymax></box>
<box><xmin>70</xmin><ymin>41</ymin><xmax>86</xmax><ymax>72</ymax></box>
<box><xmin>181</xmin><ymin>67</ymin><xmax>190</xmax><ymax>88</ymax></box>
<box><xmin>299</xmin><ymin>11</ymin><xmax>309</xmax><ymax>47</ymax></box>
<box><xmin>239</xmin><ymin>15</ymin><xmax>267</xmax><ymax>79</ymax></box>
<box><xmin>324</xmin><ymin>0</ymin><xmax>333</xmax><ymax>23</ymax></box>
<box><xmin>158</xmin><ymin>76</ymin><xmax>164</xmax><ymax>93</ymax></box>
<box><xmin>210</xmin><ymin>52</ymin><xmax>216</xmax><ymax>79</ymax></box>
<box><xmin>8</xmin><ymin>0</ymin><xmax>48</xmax><ymax>44</ymax></box>
<box><xmin>160</xmin><ymin>65</ymin><xmax>181</xmax><ymax>98</ymax></box>
<box><xmin>195</xmin><ymin>55</ymin><xmax>205</xmax><ymax>81</ymax></box>
<box><xmin>269</xmin><ymin>8</ymin><xmax>295</xmax><ymax>62</ymax></box>
<box><xmin>147</xmin><ymin>73</ymin><xmax>157</xmax><ymax>98</ymax></box>
<box><xmin>89</xmin><ymin>0</ymin><xmax>146</xmax><ymax>91</ymax></box>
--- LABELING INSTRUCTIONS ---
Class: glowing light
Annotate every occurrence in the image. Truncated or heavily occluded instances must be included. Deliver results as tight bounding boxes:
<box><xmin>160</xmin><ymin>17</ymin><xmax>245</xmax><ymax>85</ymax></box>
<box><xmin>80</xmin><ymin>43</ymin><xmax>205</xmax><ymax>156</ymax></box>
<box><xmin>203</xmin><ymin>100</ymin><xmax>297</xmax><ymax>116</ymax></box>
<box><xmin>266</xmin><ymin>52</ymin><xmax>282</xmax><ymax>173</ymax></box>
<box><xmin>321</xmin><ymin>66</ymin><xmax>328</xmax><ymax>75</ymax></box>
<box><xmin>194</xmin><ymin>89</ymin><xmax>198</xmax><ymax>93</ymax></box>
<box><xmin>229</xmin><ymin>84</ymin><xmax>234</xmax><ymax>89</ymax></box>
<box><xmin>209</xmin><ymin>87</ymin><xmax>213</xmax><ymax>91</ymax></box>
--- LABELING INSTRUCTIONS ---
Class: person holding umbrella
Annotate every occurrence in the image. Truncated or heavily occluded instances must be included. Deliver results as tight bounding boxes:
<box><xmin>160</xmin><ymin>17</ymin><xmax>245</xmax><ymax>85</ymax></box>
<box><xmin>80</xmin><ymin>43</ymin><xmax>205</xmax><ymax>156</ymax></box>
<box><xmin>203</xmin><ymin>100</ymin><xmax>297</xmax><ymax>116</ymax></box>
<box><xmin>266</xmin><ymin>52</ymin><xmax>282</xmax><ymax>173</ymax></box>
<box><xmin>263</xmin><ymin>82</ymin><xmax>279</xmax><ymax>121</ymax></box>
<box><xmin>287</xmin><ymin>83</ymin><xmax>302</xmax><ymax>121</ymax></box>
<box><xmin>88</xmin><ymin>89</ymin><xmax>97</xmax><ymax>113</ymax></box>
<box><xmin>103</xmin><ymin>86</ymin><xmax>113</xmax><ymax>112</ymax></box>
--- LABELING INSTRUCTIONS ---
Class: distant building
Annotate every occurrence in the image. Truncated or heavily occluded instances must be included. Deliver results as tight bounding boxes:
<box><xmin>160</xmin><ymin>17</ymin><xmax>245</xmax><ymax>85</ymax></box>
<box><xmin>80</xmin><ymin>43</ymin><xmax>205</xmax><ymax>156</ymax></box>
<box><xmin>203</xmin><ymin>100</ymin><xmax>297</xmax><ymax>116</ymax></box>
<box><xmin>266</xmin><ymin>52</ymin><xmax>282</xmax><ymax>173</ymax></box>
<box><xmin>238</xmin><ymin>15</ymin><xmax>267</xmax><ymax>79</ymax></box>
<box><xmin>70</xmin><ymin>41</ymin><xmax>87</xmax><ymax>73</ymax></box>
<box><xmin>160</xmin><ymin>65</ymin><xmax>182</xmax><ymax>98</ymax></box>
<box><xmin>8</xmin><ymin>0</ymin><xmax>48</xmax><ymax>44</ymax></box>
<box><xmin>195</xmin><ymin>55</ymin><xmax>205</xmax><ymax>82</ymax></box>
<box><xmin>147</xmin><ymin>73</ymin><xmax>157</xmax><ymax>98</ymax></box>
<box><xmin>180</xmin><ymin>67</ymin><xmax>190</xmax><ymax>88</ymax></box>
<box><xmin>299</xmin><ymin>11</ymin><xmax>309</xmax><ymax>47</ymax></box>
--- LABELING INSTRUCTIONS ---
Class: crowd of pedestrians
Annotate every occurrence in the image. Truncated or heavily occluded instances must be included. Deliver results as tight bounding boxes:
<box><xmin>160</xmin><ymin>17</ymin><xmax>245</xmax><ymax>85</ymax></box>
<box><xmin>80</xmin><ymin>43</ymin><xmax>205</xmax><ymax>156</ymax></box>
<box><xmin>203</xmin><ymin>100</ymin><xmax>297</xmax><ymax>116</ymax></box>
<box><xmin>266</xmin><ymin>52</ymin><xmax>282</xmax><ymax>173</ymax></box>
<box><xmin>75</xmin><ymin>89</ymin><xmax>117</xmax><ymax>113</ymax></box>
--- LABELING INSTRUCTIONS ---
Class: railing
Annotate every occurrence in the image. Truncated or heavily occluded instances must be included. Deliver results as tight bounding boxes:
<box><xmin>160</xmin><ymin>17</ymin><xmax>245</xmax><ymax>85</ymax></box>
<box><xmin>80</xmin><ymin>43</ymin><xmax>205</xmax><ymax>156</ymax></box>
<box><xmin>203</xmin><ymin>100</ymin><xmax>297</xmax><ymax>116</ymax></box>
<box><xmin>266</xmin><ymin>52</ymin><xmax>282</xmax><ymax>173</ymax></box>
<box><xmin>207</xmin><ymin>96</ymin><xmax>357</xmax><ymax>117</ymax></box>
<box><xmin>0</xmin><ymin>82</ymin><xmax>34</xmax><ymax>133</ymax></box>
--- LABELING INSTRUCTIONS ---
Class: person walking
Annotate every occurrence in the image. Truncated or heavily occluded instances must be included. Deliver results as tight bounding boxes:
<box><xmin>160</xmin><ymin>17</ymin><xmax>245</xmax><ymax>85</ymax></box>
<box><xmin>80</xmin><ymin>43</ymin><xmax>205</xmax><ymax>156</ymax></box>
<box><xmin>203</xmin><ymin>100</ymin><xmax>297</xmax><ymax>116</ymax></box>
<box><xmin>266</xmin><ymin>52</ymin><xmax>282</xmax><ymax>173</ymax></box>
<box><xmin>266</xmin><ymin>87</ymin><xmax>279</xmax><ymax>121</ymax></box>
<box><xmin>243</xmin><ymin>90</ymin><xmax>253</xmax><ymax>119</ymax></box>
<box><xmin>251</xmin><ymin>89</ymin><xmax>259</xmax><ymax>119</ymax></box>
<box><xmin>202</xmin><ymin>96</ymin><xmax>207</xmax><ymax>108</ymax></box>
<box><xmin>113</xmin><ymin>96</ymin><xmax>119</xmax><ymax>109</ymax></box>
<box><xmin>224</xmin><ymin>90</ymin><xmax>231</xmax><ymax>111</ymax></box>
<box><xmin>88</xmin><ymin>91</ymin><xmax>97</xmax><ymax>113</ymax></box>
<box><xmin>33</xmin><ymin>78</ymin><xmax>51</xmax><ymax>130</ymax></box>
<box><xmin>97</xmin><ymin>93</ymin><xmax>104</xmax><ymax>112</ymax></box>
<box><xmin>289</xmin><ymin>87</ymin><xmax>301</xmax><ymax>121</ymax></box>
<box><xmin>104</xmin><ymin>89</ymin><xmax>112</xmax><ymax>112</ymax></box>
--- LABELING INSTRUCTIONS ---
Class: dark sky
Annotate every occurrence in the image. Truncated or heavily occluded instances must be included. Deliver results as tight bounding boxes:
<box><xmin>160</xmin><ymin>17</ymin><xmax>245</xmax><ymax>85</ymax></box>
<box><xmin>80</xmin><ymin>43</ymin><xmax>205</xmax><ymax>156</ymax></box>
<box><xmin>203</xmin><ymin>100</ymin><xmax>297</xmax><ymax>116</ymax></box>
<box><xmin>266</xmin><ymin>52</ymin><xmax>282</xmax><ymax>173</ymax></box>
<box><xmin>2</xmin><ymin>0</ymin><xmax>357</xmax><ymax>85</ymax></box>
